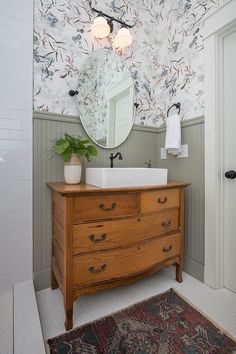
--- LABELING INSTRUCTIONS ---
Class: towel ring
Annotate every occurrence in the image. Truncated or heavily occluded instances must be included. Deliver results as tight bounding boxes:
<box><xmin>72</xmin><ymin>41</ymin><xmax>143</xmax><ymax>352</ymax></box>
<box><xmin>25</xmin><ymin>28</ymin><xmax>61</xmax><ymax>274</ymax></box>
<box><xmin>167</xmin><ymin>103</ymin><xmax>181</xmax><ymax>117</ymax></box>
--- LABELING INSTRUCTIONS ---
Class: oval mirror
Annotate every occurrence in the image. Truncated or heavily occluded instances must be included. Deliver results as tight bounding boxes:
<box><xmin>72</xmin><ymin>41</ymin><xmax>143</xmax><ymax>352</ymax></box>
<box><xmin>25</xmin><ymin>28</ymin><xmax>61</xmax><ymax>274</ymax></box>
<box><xmin>78</xmin><ymin>49</ymin><xmax>135</xmax><ymax>149</ymax></box>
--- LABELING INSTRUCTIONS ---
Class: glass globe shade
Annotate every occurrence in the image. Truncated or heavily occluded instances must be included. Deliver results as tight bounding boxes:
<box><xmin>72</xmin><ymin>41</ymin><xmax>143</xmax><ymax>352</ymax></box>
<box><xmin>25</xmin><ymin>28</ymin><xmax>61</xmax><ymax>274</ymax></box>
<box><xmin>91</xmin><ymin>17</ymin><xmax>110</xmax><ymax>39</ymax></box>
<box><xmin>113</xmin><ymin>27</ymin><xmax>133</xmax><ymax>49</ymax></box>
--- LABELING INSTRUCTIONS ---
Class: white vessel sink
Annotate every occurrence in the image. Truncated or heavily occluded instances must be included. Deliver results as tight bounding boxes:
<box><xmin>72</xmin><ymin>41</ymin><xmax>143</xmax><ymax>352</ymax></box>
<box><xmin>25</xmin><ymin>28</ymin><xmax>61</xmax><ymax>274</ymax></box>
<box><xmin>86</xmin><ymin>168</ymin><xmax>168</xmax><ymax>188</ymax></box>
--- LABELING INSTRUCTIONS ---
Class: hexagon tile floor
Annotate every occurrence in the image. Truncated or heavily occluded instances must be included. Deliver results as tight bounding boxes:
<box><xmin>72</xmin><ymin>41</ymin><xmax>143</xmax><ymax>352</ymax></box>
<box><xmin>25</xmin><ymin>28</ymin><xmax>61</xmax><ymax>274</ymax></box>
<box><xmin>36</xmin><ymin>268</ymin><xmax>236</xmax><ymax>342</ymax></box>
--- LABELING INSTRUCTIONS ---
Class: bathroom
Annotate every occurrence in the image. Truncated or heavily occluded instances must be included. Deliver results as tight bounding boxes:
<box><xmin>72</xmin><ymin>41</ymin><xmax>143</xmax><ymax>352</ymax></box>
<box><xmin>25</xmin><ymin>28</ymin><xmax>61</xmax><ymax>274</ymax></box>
<box><xmin>0</xmin><ymin>0</ymin><xmax>236</xmax><ymax>353</ymax></box>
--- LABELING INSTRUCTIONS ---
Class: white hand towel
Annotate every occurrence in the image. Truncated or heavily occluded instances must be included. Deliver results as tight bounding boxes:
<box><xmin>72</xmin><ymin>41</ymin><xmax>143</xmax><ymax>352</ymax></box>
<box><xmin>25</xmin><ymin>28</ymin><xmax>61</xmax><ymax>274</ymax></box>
<box><xmin>165</xmin><ymin>114</ymin><xmax>181</xmax><ymax>155</ymax></box>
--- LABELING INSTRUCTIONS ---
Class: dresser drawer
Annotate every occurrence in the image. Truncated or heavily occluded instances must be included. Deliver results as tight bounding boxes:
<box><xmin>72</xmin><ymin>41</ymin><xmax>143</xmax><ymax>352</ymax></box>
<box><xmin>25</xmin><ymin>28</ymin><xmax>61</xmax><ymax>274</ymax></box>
<box><xmin>73</xmin><ymin>233</ymin><xmax>181</xmax><ymax>286</ymax></box>
<box><xmin>73</xmin><ymin>193</ymin><xmax>138</xmax><ymax>223</ymax></box>
<box><xmin>141</xmin><ymin>189</ymin><xmax>179</xmax><ymax>213</ymax></box>
<box><xmin>73</xmin><ymin>209</ymin><xmax>179</xmax><ymax>254</ymax></box>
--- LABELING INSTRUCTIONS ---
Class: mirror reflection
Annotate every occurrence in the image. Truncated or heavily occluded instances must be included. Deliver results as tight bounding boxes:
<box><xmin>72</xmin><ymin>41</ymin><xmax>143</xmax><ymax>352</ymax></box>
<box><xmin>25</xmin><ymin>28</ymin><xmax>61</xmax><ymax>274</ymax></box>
<box><xmin>78</xmin><ymin>49</ymin><xmax>135</xmax><ymax>149</ymax></box>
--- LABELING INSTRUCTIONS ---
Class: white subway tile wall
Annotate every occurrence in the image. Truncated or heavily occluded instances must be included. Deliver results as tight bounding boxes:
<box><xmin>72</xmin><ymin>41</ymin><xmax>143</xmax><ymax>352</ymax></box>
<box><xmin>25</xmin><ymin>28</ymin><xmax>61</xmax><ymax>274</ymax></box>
<box><xmin>0</xmin><ymin>0</ymin><xmax>33</xmax><ymax>295</ymax></box>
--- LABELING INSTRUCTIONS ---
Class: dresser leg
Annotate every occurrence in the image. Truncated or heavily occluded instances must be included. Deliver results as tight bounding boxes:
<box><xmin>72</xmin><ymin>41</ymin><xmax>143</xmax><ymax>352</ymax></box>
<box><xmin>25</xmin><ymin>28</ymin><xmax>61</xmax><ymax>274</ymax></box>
<box><xmin>64</xmin><ymin>289</ymin><xmax>73</xmax><ymax>331</ymax></box>
<box><xmin>176</xmin><ymin>263</ymin><xmax>183</xmax><ymax>283</ymax></box>
<box><xmin>64</xmin><ymin>306</ymin><xmax>73</xmax><ymax>331</ymax></box>
<box><xmin>51</xmin><ymin>269</ymin><xmax>59</xmax><ymax>290</ymax></box>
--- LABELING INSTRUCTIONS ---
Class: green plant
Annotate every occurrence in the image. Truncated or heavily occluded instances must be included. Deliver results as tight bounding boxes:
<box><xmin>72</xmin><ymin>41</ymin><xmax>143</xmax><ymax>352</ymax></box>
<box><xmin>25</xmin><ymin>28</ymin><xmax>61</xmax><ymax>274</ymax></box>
<box><xmin>52</xmin><ymin>133</ymin><xmax>98</xmax><ymax>162</ymax></box>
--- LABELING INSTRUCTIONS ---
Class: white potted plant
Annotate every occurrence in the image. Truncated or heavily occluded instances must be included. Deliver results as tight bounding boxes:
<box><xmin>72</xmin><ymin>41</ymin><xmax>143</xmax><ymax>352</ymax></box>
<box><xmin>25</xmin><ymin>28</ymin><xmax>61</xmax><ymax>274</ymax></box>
<box><xmin>52</xmin><ymin>133</ymin><xmax>98</xmax><ymax>184</ymax></box>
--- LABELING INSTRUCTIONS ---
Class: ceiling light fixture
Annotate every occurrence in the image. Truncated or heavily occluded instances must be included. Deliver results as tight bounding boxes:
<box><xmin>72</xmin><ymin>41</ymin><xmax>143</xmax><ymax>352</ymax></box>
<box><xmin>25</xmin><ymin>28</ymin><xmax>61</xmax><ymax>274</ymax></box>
<box><xmin>91</xmin><ymin>16</ymin><xmax>112</xmax><ymax>39</ymax></box>
<box><xmin>89</xmin><ymin>1</ymin><xmax>134</xmax><ymax>48</ymax></box>
<box><xmin>113</xmin><ymin>27</ymin><xmax>133</xmax><ymax>50</ymax></box>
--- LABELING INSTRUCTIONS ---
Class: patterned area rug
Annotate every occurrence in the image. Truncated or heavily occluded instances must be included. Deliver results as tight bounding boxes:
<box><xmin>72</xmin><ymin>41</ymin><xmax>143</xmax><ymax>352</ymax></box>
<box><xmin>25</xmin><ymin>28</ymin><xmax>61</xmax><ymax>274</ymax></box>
<box><xmin>48</xmin><ymin>289</ymin><xmax>236</xmax><ymax>354</ymax></box>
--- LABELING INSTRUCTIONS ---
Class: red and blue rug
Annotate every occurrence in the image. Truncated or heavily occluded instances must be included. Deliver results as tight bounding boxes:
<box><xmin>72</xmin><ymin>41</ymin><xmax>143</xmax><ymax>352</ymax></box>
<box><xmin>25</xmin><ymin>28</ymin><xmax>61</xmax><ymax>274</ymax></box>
<box><xmin>48</xmin><ymin>288</ymin><xmax>236</xmax><ymax>353</ymax></box>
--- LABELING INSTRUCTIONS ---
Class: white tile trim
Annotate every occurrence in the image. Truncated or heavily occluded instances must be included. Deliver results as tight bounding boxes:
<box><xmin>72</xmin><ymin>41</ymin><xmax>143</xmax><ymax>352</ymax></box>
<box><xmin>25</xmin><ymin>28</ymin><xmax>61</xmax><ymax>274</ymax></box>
<box><xmin>204</xmin><ymin>0</ymin><xmax>236</xmax><ymax>39</ymax></box>
<box><xmin>14</xmin><ymin>281</ymin><xmax>45</xmax><ymax>354</ymax></box>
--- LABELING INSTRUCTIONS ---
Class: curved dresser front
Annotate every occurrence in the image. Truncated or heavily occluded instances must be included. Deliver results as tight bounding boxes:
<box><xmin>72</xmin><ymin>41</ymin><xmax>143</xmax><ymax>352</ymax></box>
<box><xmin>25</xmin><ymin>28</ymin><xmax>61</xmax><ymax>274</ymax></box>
<box><xmin>48</xmin><ymin>181</ymin><xmax>189</xmax><ymax>331</ymax></box>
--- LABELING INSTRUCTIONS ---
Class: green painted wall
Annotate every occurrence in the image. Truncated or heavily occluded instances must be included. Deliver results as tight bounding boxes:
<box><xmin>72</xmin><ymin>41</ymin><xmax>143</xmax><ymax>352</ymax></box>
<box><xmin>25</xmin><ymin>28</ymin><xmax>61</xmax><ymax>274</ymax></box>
<box><xmin>33</xmin><ymin>111</ymin><xmax>205</xmax><ymax>290</ymax></box>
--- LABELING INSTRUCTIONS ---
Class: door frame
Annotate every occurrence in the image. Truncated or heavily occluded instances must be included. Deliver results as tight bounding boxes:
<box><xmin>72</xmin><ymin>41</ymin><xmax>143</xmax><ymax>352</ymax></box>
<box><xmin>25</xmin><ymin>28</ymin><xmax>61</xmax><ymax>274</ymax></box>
<box><xmin>107</xmin><ymin>76</ymin><xmax>134</xmax><ymax>146</ymax></box>
<box><xmin>204</xmin><ymin>0</ymin><xmax>236</xmax><ymax>288</ymax></box>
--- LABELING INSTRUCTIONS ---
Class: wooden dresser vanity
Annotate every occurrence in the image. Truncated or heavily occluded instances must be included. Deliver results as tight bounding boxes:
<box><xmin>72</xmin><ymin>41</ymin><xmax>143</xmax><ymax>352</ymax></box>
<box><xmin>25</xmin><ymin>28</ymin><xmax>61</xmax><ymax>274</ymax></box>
<box><xmin>48</xmin><ymin>182</ymin><xmax>189</xmax><ymax>330</ymax></box>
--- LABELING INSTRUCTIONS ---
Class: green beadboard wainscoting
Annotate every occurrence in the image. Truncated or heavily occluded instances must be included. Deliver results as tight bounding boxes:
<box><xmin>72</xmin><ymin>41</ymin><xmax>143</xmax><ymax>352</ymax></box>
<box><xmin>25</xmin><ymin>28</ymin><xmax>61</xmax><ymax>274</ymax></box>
<box><xmin>156</xmin><ymin>117</ymin><xmax>205</xmax><ymax>281</ymax></box>
<box><xmin>33</xmin><ymin>111</ymin><xmax>204</xmax><ymax>290</ymax></box>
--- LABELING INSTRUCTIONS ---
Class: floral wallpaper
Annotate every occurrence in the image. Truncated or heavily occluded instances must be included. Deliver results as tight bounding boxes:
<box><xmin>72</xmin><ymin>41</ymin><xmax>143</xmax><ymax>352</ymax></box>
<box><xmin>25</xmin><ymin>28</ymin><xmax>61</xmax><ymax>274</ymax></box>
<box><xmin>34</xmin><ymin>0</ymin><xmax>226</xmax><ymax>127</ymax></box>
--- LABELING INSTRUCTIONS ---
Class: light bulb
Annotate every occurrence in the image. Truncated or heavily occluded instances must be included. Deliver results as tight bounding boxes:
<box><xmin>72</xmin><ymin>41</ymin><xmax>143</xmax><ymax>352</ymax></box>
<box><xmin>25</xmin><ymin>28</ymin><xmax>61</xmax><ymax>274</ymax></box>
<box><xmin>113</xmin><ymin>27</ymin><xmax>133</xmax><ymax>49</ymax></box>
<box><xmin>91</xmin><ymin>16</ymin><xmax>111</xmax><ymax>39</ymax></box>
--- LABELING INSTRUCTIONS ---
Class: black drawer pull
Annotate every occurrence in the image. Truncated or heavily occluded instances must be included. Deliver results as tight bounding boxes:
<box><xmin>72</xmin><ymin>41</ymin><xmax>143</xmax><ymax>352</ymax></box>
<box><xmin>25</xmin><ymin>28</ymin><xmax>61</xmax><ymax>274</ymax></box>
<box><xmin>99</xmin><ymin>203</ymin><xmax>116</xmax><ymax>211</ymax></box>
<box><xmin>89</xmin><ymin>264</ymin><xmax>107</xmax><ymax>273</ymax></box>
<box><xmin>163</xmin><ymin>245</ymin><xmax>173</xmax><ymax>253</ymax></box>
<box><xmin>89</xmin><ymin>233</ymin><xmax>107</xmax><ymax>242</ymax></box>
<box><xmin>157</xmin><ymin>197</ymin><xmax>168</xmax><ymax>204</ymax></box>
<box><xmin>161</xmin><ymin>219</ymin><xmax>172</xmax><ymax>227</ymax></box>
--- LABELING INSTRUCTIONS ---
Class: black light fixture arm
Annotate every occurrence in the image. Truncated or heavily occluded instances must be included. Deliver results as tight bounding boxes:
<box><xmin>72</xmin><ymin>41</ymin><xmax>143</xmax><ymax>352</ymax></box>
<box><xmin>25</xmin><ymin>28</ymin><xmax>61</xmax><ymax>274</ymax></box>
<box><xmin>89</xmin><ymin>1</ymin><xmax>134</xmax><ymax>29</ymax></box>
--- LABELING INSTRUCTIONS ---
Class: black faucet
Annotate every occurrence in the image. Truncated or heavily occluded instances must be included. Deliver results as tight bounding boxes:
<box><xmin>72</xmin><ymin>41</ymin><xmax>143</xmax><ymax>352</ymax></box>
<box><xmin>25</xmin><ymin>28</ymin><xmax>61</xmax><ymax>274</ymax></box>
<box><xmin>145</xmin><ymin>160</ymin><xmax>152</xmax><ymax>168</ymax></box>
<box><xmin>109</xmin><ymin>152</ymin><xmax>123</xmax><ymax>168</ymax></box>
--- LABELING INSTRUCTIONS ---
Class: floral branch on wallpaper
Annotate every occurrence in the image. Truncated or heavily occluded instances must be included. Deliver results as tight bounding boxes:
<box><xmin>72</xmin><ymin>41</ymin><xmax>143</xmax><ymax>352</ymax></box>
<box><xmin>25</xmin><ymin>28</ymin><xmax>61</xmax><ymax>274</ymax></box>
<box><xmin>34</xmin><ymin>0</ymin><xmax>226</xmax><ymax>125</ymax></box>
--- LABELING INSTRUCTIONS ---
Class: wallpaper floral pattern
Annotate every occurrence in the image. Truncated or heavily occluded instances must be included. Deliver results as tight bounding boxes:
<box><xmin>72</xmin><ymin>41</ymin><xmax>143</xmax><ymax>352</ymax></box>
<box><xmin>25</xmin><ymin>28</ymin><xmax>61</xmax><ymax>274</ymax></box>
<box><xmin>34</xmin><ymin>0</ymin><xmax>226</xmax><ymax>127</ymax></box>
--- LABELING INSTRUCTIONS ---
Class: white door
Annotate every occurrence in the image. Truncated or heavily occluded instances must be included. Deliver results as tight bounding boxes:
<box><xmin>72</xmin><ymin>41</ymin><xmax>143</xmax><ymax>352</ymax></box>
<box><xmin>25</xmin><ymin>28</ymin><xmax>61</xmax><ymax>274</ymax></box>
<box><xmin>223</xmin><ymin>28</ymin><xmax>236</xmax><ymax>293</ymax></box>
<box><xmin>107</xmin><ymin>77</ymin><xmax>134</xmax><ymax>147</ymax></box>
<box><xmin>114</xmin><ymin>90</ymin><xmax>133</xmax><ymax>146</ymax></box>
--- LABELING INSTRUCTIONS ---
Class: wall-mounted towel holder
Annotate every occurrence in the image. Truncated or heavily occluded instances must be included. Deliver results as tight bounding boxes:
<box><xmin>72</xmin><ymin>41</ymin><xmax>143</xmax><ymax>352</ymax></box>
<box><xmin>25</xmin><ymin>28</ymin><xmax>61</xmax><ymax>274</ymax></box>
<box><xmin>167</xmin><ymin>103</ymin><xmax>181</xmax><ymax>117</ymax></box>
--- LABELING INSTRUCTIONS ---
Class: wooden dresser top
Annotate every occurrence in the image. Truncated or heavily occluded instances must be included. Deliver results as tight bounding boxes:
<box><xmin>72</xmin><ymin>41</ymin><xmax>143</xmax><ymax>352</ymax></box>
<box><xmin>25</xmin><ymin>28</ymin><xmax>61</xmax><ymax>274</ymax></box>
<box><xmin>47</xmin><ymin>181</ymin><xmax>190</xmax><ymax>196</ymax></box>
